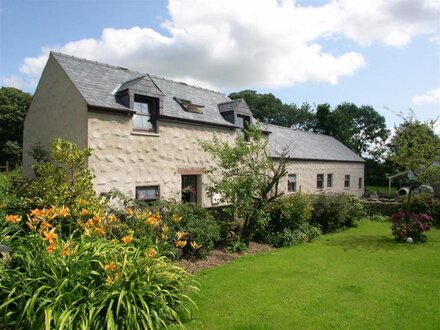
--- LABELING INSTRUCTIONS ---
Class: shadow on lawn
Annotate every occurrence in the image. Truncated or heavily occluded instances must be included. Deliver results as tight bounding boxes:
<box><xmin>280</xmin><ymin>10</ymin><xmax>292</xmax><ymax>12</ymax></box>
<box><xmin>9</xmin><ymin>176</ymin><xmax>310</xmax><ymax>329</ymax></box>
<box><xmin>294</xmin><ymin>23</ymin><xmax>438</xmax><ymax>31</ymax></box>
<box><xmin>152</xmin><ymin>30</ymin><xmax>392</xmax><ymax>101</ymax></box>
<box><xmin>324</xmin><ymin>234</ymin><xmax>398</xmax><ymax>252</ymax></box>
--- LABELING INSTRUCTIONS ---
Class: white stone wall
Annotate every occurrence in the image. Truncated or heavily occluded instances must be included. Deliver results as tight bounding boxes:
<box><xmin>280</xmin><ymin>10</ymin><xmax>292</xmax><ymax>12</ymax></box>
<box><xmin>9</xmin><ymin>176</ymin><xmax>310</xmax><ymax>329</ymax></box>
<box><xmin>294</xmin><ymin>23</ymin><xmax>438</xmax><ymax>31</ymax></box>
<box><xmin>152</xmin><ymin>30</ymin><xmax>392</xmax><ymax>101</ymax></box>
<box><xmin>87</xmin><ymin>112</ymin><xmax>235</xmax><ymax>207</ymax></box>
<box><xmin>281</xmin><ymin>160</ymin><xmax>365</xmax><ymax>197</ymax></box>
<box><xmin>23</xmin><ymin>56</ymin><xmax>88</xmax><ymax>177</ymax></box>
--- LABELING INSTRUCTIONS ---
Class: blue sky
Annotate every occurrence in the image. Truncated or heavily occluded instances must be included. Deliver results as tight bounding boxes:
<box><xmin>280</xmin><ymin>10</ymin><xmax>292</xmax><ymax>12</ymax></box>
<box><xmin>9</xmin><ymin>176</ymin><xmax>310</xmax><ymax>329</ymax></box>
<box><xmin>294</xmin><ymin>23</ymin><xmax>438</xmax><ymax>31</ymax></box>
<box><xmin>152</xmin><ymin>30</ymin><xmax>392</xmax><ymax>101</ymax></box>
<box><xmin>1</xmin><ymin>0</ymin><xmax>439</xmax><ymax>131</ymax></box>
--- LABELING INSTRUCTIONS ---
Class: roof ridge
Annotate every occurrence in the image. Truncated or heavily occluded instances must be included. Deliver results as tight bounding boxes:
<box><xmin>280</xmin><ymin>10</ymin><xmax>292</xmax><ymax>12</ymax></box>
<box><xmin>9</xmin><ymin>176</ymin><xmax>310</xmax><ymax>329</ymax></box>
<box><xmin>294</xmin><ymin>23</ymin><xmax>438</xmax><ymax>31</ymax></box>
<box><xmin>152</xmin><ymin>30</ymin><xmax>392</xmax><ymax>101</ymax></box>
<box><xmin>218</xmin><ymin>99</ymin><xmax>242</xmax><ymax>105</ymax></box>
<box><xmin>267</xmin><ymin>123</ymin><xmax>330</xmax><ymax>137</ymax></box>
<box><xmin>51</xmin><ymin>51</ymin><xmax>227</xmax><ymax>96</ymax></box>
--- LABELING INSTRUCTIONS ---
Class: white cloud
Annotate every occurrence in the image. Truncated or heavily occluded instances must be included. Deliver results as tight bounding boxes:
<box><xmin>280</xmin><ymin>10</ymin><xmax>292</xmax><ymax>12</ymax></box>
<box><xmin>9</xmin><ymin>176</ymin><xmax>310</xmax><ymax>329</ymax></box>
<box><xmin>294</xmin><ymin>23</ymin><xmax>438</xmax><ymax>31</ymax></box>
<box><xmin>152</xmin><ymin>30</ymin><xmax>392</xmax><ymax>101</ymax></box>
<box><xmin>412</xmin><ymin>88</ymin><xmax>440</xmax><ymax>105</ymax></box>
<box><xmin>8</xmin><ymin>0</ymin><xmax>440</xmax><ymax>91</ymax></box>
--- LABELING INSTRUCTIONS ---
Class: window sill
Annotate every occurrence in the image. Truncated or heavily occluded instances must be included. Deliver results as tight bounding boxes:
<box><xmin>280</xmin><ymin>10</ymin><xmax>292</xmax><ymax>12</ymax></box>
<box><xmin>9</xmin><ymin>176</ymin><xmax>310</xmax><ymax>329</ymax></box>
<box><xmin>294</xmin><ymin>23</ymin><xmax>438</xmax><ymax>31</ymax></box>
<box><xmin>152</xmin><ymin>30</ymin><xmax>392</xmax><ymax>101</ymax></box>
<box><xmin>131</xmin><ymin>131</ymin><xmax>159</xmax><ymax>137</ymax></box>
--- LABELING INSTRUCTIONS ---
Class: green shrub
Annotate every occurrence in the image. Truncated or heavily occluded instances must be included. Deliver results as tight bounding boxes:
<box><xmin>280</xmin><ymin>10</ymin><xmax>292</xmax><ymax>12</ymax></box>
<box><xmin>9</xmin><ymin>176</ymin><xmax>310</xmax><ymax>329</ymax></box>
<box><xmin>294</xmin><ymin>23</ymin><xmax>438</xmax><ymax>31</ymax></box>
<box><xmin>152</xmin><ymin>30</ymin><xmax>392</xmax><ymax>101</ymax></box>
<box><xmin>0</xmin><ymin>221</ymin><xmax>197</xmax><ymax>329</ymax></box>
<box><xmin>310</xmin><ymin>193</ymin><xmax>365</xmax><ymax>233</ymax></box>
<box><xmin>266</xmin><ymin>224</ymin><xmax>321</xmax><ymax>248</ymax></box>
<box><xmin>268</xmin><ymin>193</ymin><xmax>313</xmax><ymax>232</ymax></box>
<box><xmin>391</xmin><ymin>211</ymin><xmax>433</xmax><ymax>243</ymax></box>
<box><xmin>25</xmin><ymin>139</ymin><xmax>103</xmax><ymax>226</ymax></box>
<box><xmin>403</xmin><ymin>193</ymin><xmax>440</xmax><ymax>228</ymax></box>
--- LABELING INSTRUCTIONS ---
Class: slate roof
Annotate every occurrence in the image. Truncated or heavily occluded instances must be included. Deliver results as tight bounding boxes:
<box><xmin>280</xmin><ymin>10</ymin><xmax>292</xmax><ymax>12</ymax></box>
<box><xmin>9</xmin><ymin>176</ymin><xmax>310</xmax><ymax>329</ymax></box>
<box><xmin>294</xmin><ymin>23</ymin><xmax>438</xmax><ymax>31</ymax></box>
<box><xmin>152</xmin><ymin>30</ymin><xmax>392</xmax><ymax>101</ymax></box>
<box><xmin>265</xmin><ymin>124</ymin><xmax>364</xmax><ymax>163</ymax></box>
<box><xmin>51</xmin><ymin>52</ymin><xmax>235</xmax><ymax>127</ymax></box>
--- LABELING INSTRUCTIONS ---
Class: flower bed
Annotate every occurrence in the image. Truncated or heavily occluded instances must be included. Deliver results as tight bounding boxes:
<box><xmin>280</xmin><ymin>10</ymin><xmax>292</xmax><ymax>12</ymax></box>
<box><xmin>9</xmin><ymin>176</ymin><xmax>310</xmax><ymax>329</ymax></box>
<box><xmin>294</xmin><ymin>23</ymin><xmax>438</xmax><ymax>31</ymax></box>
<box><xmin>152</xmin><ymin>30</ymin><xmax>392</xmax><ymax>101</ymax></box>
<box><xmin>391</xmin><ymin>211</ymin><xmax>433</xmax><ymax>243</ymax></box>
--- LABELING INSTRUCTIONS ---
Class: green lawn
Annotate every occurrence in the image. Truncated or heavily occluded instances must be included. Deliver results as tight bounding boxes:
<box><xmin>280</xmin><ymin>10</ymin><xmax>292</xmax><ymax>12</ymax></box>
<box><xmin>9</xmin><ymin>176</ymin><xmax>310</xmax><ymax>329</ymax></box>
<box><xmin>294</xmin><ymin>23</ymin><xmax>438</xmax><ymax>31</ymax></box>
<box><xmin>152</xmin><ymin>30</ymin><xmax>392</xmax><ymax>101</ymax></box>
<box><xmin>366</xmin><ymin>185</ymin><xmax>396</xmax><ymax>194</ymax></box>
<box><xmin>186</xmin><ymin>222</ymin><xmax>440</xmax><ymax>329</ymax></box>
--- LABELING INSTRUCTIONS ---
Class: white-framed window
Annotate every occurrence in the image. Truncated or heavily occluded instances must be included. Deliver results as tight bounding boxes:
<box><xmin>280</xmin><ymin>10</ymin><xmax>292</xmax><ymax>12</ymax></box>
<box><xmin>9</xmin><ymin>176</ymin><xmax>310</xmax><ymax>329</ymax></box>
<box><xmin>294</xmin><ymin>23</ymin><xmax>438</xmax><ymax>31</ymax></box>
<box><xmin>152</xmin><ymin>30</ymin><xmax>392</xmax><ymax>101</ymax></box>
<box><xmin>345</xmin><ymin>175</ymin><xmax>350</xmax><ymax>188</ymax></box>
<box><xmin>236</xmin><ymin>115</ymin><xmax>251</xmax><ymax>141</ymax></box>
<box><xmin>136</xmin><ymin>186</ymin><xmax>160</xmax><ymax>201</ymax></box>
<box><xmin>133</xmin><ymin>96</ymin><xmax>158</xmax><ymax>132</ymax></box>
<box><xmin>327</xmin><ymin>173</ymin><xmax>333</xmax><ymax>188</ymax></box>
<box><xmin>317</xmin><ymin>174</ymin><xmax>324</xmax><ymax>189</ymax></box>
<box><xmin>288</xmin><ymin>174</ymin><xmax>297</xmax><ymax>192</ymax></box>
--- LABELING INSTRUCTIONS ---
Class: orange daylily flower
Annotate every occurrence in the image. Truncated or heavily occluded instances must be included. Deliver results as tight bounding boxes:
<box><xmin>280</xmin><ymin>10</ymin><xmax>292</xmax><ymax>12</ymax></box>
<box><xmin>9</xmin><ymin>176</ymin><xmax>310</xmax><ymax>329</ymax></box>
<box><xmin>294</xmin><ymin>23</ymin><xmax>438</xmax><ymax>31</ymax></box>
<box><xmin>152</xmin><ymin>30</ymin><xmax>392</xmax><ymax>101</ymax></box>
<box><xmin>58</xmin><ymin>206</ymin><xmax>69</xmax><ymax>217</ymax></box>
<box><xmin>107</xmin><ymin>215</ymin><xmax>117</xmax><ymax>223</ymax></box>
<box><xmin>148</xmin><ymin>249</ymin><xmax>157</xmax><ymax>257</ymax></box>
<box><xmin>43</xmin><ymin>229</ymin><xmax>58</xmax><ymax>243</ymax></box>
<box><xmin>103</xmin><ymin>262</ymin><xmax>116</xmax><ymax>271</ymax></box>
<box><xmin>92</xmin><ymin>215</ymin><xmax>101</xmax><ymax>225</ymax></box>
<box><xmin>29</xmin><ymin>208</ymin><xmax>44</xmax><ymax>218</ymax></box>
<box><xmin>47</xmin><ymin>243</ymin><xmax>57</xmax><ymax>253</ymax></box>
<box><xmin>175</xmin><ymin>240</ymin><xmax>187</xmax><ymax>248</ymax></box>
<box><xmin>5</xmin><ymin>214</ymin><xmax>22</xmax><ymax>224</ymax></box>
<box><xmin>121</xmin><ymin>235</ymin><xmax>133</xmax><ymax>244</ymax></box>
<box><xmin>94</xmin><ymin>227</ymin><xmax>105</xmax><ymax>236</ymax></box>
<box><xmin>86</xmin><ymin>219</ymin><xmax>95</xmax><ymax>228</ymax></box>
<box><xmin>61</xmin><ymin>246</ymin><xmax>71</xmax><ymax>256</ymax></box>
<box><xmin>176</xmin><ymin>231</ymin><xmax>187</xmax><ymax>241</ymax></box>
<box><xmin>80</xmin><ymin>208</ymin><xmax>90</xmax><ymax>216</ymax></box>
<box><xmin>145</xmin><ymin>213</ymin><xmax>160</xmax><ymax>226</ymax></box>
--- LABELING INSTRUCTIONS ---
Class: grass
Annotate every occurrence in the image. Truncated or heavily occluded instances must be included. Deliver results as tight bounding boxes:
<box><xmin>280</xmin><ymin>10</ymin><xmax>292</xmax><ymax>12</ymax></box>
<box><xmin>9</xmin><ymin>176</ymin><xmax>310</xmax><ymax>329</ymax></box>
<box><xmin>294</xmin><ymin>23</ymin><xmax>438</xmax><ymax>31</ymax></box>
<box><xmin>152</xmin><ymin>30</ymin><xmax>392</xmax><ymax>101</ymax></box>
<box><xmin>186</xmin><ymin>221</ymin><xmax>440</xmax><ymax>329</ymax></box>
<box><xmin>366</xmin><ymin>185</ymin><xmax>396</xmax><ymax>194</ymax></box>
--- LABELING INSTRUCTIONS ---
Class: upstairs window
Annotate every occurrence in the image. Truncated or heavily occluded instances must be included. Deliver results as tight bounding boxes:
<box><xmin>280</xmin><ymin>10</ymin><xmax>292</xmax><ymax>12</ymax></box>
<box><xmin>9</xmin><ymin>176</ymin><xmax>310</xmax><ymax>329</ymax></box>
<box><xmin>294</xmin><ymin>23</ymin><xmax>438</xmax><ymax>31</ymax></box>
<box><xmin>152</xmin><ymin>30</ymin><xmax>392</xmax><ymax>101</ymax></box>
<box><xmin>345</xmin><ymin>175</ymin><xmax>350</xmax><ymax>188</ymax></box>
<box><xmin>317</xmin><ymin>174</ymin><xmax>324</xmax><ymax>189</ymax></box>
<box><xmin>236</xmin><ymin>115</ymin><xmax>251</xmax><ymax>141</ymax></box>
<box><xmin>133</xmin><ymin>95</ymin><xmax>158</xmax><ymax>132</ymax></box>
<box><xmin>327</xmin><ymin>173</ymin><xmax>333</xmax><ymax>188</ymax></box>
<box><xmin>288</xmin><ymin>174</ymin><xmax>296</xmax><ymax>192</ymax></box>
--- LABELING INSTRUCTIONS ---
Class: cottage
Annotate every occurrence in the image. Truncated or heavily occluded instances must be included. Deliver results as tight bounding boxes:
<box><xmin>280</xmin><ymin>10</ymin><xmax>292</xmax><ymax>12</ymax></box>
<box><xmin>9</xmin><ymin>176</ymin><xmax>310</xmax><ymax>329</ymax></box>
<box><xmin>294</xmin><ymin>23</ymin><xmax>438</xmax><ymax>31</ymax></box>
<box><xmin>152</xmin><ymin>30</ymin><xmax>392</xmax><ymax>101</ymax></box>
<box><xmin>23</xmin><ymin>52</ymin><xmax>365</xmax><ymax>207</ymax></box>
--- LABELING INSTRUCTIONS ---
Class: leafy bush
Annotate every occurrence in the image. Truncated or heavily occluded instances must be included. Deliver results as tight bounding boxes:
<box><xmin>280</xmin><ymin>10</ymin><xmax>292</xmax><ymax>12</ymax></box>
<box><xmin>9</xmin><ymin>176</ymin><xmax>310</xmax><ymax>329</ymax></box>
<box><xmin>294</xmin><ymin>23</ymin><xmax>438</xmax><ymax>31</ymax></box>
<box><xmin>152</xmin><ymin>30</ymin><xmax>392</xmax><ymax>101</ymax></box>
<box><xmin>105</xmin><ymin>194</ymin><xmax>221</xmax><ymax>259</ymax></box>
<box><xmin>0</xmin><ymin>210</ymin><xmax>197</xmax><ymax>329</ymax></box>
<box><xmin>266</xmin><ymin>224</ymin><xmax>321</xmax><ymax>248</ymax></box>
<box><xmin>391</xmin><ymin>211</ymin><xmax>433</xmax><ymax>243</ymax></box>
<box><xmin>25</xmin><ymin>138</ymin><xmax>103</xmax><ymax>223</ymax></box>
<box><xmin>268</xmin><ymin>193</ymin><xmax>313</xmax><ymax>232</ymax></box>
<box><xmin>310</xmin><ymin>193</ymin><xmax>365</xmax><ymax>233</ymax></box>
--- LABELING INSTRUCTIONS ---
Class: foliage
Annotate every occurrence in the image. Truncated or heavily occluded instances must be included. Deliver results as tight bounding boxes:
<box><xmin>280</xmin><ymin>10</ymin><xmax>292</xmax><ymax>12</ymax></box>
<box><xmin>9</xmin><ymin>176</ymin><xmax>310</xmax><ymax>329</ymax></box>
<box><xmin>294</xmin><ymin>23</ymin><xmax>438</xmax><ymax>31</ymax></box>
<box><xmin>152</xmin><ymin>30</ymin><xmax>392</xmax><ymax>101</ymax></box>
<box><xmin>314</xmin><ymin>102</ymin><xmax>389</xmax><ymax>158</ymax></box>
<box><xmin>404</xmin><ymin>193</ymin><xmax>440</xmax><ymax>228</ymax></box>
<box><xmin>0</xmin><ymin>209</ymin><xmax>197</xmax><ymax>329</ymax></box>
<box><xmin>225</xmin><ymin>240</ymin><xmax>249</xmax><ymax>253</ymax></box>
<box><xmin>310</xmin><ymin>193</ymin><xmax>365</xmax><ymax>233</ymax></box>
<box><xmin>265</xmin><ymin>224</ymin><xmax>321</xmax><ymax>248</ymax></box>
<box><xmin>104</xmin><ymin>193</ymin><xmax>220</xmax><ymax>259</ymax></box>
<box><xmin>200</xmin><ymin>125</ymin><xmax>287</xmax><ymax>244</ymax></box>
<box><xmin>25</xmin><ymin>138</ymin><xmax>103</xmax><ymax>228</ymax></box>
<box><xmin>0</xmin><ymin>87</ymin><xmax>32</xmax><ymax>166</ymax></box>
<box><xmin>0</xmin><ymin>170</ymin><xmax>24</xmax><ymax>220</ymax></box>
<box><xmin>267</xmin><ymin>193</ymin><xmax>313</xmax><ymax>232</ymax></box>
<box><xmin>391</xmin><ymin>211</ymin><xmax>432</xmax><ymax>243</ymax></box>
<box><xmin>229</xmin><ymin>90</ymin><xmax>316</xmax><ymax>130</ymax></box>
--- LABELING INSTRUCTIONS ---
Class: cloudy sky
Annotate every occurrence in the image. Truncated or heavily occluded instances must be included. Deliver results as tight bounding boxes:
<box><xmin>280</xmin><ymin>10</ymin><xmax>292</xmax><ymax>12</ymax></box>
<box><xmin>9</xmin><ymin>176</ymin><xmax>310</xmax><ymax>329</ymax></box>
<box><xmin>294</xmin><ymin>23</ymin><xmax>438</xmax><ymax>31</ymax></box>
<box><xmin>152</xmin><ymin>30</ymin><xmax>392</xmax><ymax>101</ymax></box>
<box><xmin>1</xmin><ymin>0</ymin><xmax>439</xmax><ymax>130</ymax></box>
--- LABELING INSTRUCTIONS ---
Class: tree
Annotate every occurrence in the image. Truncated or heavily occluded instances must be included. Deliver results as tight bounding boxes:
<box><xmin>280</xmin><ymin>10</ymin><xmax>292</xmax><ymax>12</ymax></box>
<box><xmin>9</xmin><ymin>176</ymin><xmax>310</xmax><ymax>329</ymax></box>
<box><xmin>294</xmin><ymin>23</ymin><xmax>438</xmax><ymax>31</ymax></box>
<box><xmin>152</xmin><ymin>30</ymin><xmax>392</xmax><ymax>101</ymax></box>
<box><xmin>228</xmin><ymin>90</ymin><xmax>315</xmax><ymax>130</ymax></box>
<box><xmin>199</xmin><ymin>125</ymin><xmax>288</xmax><ymax>244</ymax></box>
<box><xmin>314</xmin><ymin>102</ymin><xmax>389</xmax><ymax>158</ymax></box>
<box><xmin>0</xmin><ymin>87</ymin><xmax>33</xmax><ymax>166</ymax></box>
<box><xmin>388</xmin><ymin>117</ymin><xmax>440</xmax><ymax>185</ymax></box>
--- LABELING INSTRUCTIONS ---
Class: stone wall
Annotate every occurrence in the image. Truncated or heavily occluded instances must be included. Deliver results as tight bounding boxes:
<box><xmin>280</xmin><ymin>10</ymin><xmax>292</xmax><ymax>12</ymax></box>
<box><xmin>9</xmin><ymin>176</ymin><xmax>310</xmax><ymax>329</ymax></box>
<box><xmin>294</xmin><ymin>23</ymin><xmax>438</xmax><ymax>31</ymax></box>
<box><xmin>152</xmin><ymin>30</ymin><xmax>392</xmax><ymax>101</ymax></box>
<box><xmin>87</xmin><ymin>112</ymin><xmax>235</xmax><ymax>207</ymax></box>
<box><xmin>23</xmin><ymin>56</ymin><xmax>88</xmax><ymax>177</ymax></box>
<box><xmin>281</xmin><ymin>160</ymin><xmax>365</xmax><ymax>197</ymax></box>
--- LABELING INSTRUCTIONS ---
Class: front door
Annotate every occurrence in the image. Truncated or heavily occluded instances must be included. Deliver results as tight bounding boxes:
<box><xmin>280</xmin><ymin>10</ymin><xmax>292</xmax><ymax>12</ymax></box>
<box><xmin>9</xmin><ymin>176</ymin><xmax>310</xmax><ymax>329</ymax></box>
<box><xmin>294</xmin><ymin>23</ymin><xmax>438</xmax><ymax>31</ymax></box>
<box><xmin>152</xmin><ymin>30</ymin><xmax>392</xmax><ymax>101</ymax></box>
<box><xmin>182</xmin><ymin>175</ymin><xmax>198</xmax><ymax>203</ymax></box>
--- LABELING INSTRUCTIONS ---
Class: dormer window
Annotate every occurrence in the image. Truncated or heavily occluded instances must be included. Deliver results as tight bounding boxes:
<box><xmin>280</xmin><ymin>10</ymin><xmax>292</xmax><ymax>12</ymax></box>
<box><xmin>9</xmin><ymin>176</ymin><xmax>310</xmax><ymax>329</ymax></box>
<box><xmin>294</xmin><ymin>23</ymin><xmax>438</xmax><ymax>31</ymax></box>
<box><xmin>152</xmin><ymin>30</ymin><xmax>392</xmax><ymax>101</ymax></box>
<box><xmin>133</xmin><ymin>95</ymin><xmax>159</xmax><ymax>133</ymax></box>
<box><xmin>236</xmin><ymin>114</ymin><xmax>251</xmax><ymax>141</ymax></box>
<box><xmin>174</xmin><ymin>97</ymin><xmax>204</xmax><ymax>114</ymax></box>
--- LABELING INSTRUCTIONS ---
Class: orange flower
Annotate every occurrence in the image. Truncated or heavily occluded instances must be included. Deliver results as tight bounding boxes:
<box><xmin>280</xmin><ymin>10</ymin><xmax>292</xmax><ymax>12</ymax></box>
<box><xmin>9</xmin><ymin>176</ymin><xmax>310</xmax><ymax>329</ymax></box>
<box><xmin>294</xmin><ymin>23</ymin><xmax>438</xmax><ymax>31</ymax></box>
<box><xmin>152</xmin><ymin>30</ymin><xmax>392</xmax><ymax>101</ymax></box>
<box><xmin>145</xmin><ymin>213</ymin><xmax>160</xmax><ymax>226</ymax></box>
<box><xmin>94</xmin><ymin>227</ymin><xmax>105</xmax><ymax>236</ymax></box>
<box><xmin>86</xmin><ymin>219</ymin><xmax>95</xmax><ymax>228</ymax></box>
<box><xmin>80</xmin><ymin>208</ymin><xmax>90</xmax><ymax>216</ymax></box>
<box><xmin>5</xmin><ymin>214</ymin><xmax>22</xmax><ymax>224</ymax></box>
<box><xmin>58</xmin><ymin>206</ymin><xmax>69</xmax><ymax>217</ymax></box>
<box><xmin>103</xmin><ymin>262</ymin><xmax>116</xmax><ymax>271</ymax></box>
<box><xmin>26</xmin><ymin>221</ymin><xmax>35</xmax><ymax>231</ymax></box>
<box><xmin>47</xmin><ymin>243</ymin><xmax>57</xmax><ymax>253</ymax></box>
<box><xmin>61</xmin><ymin>246</ymin><xmax>70</xmax><ymax>256</ymax></box>
<box><xmin>43</xmin><ymin>228</ymin><xmax>58</xmax><ymax>243</ymax></box>
<box><xmin>121</xmin><ymin>235</ymin><xmax>133</xmax><ymax>244</ymax></box>
<box><xmin>41</xmin><ymin>221</ymin><xmax>52</xmax><ymax>230</ymax></box>
<box><xmin>30</xmin><ymin>208</ymin><xmax>44</xmax><ymax>218</ymax></box>
<box><xmin>92</xmin><ymin>215</ymin><xmax>101</xmax><ymax>225</ymax></box>
<box><xmin>172</xmin><ymin>214</ymin><xmax>182</xmax><ymax>223</ymax></box>
<box><xmin>107</xmin><ymin>215</ymin><xmax>117</xmax><ymax>223</ymax></box>
<box><xmin>148</xmin><ymin>249</ymin><xmax>157</xmax><ymax>257</ymax></box>
<box><xmin>176</xmin><ymin>231</ymin><xmax>187</xmax><ymax>241</ymax></box>
<box><xmin>175</xmin><ymin>240</ymin><xmax>187</xmax><ymax>248</ymax></box>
